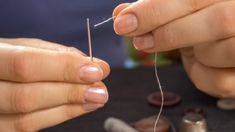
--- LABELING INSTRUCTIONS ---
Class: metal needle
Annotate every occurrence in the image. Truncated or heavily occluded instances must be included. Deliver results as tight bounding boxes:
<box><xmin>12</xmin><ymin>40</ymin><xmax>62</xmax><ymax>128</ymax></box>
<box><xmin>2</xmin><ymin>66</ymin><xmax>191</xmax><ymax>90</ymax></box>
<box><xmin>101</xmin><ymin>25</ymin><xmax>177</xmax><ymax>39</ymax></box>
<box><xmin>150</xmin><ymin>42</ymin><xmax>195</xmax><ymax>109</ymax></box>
<box><xmin>87</xmin><ymin>18</ymin><xmax>93</xmax><ymax>62</ymax></box>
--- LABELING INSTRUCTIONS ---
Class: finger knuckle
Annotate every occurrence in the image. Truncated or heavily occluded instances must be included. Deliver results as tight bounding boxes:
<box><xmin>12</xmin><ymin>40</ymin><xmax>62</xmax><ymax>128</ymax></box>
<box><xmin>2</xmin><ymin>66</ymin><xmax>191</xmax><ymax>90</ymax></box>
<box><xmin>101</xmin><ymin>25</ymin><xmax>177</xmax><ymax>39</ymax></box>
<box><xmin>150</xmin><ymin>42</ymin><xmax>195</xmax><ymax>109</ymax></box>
<box><xmin>130</xmin><ymin>0</ymin><xmax>162</xmax><ymax>33</ymax></box>
<box><xmin>59</xmin><ymin>54</ymin><xmax>72</xmax><ymax>81</ymax></box>
<box><xmin>12</xmin><ymin>87</ymin><xmax>33</xmax><ymax>113</ymax></box>
<box><xmin>187</xmin><ymin>0</ymin><xmax>215</xmax><ymax>11</ymax></box>
<box><xmin>213</xmin><ymin>5</ymin><xmax>235</xmax><ymax>36</ymax></box>
<box><xmin>148</xmin><ymin>0</ymin><xmax>162</xmax><ymax>24</ymax></box>
<box><xmin>64</xmin><ymin>47</ymin><xmax>78</xmax><ymax>52</ymax></box>
<box><xmin>187</xmin><ymin>0</ymin><xmax>202</xmax><ymax>11</ymax></box>
<box><xmin>15</xmin><ymin>115</ymin><xmax>34</xmax><ymax>132</ymax></box>
<box><xmin>27</xmin><ymin>38</ymin><xmax>42</xmax><ymax>43</ymax></box>
<box><xmin>67</xmin><ymin>85</ymin><xmax>85</xmax><ymax>103</ymax></box>
<box><xmin>23</xmin><ymin>38</ymin><xmax>43</xmax><ymax>46</ymax></box>
<box><xmin>12</xmin><ymin>52</ymin><xmax>31</xmax><ymax>82</ymax></box>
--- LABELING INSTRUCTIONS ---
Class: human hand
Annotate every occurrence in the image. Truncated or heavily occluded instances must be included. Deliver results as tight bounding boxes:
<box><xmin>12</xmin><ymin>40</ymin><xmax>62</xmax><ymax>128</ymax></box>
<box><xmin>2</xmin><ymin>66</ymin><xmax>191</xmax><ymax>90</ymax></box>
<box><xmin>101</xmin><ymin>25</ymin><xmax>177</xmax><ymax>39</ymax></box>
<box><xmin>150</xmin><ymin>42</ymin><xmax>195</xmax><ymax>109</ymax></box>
<box><xmin>0</xmin><ymin>38</ymin><xmax>110</xmax><ymax>131</ymax></box>
<box><xmin>113</xmin><ymin>1</ymin><xmax>235</xmax><ymax>98</ymax></box>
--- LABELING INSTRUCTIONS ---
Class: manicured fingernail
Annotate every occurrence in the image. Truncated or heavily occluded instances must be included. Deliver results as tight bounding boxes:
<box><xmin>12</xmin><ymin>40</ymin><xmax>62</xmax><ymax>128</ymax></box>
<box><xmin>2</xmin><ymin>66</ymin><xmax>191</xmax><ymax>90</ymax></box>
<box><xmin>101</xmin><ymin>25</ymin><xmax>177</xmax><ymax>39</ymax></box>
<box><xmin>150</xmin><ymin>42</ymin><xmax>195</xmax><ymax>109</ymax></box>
<box><xmin>83</xmin><ymin>104</ymin><xmax>104</xmax><ymax>111</ymax></box>
<box><xmin>80</xmin><ymin>65</ymin><xmax>103</xmax><ymax>82</ymax></box>
<box><xmin>133</xmin><ymin>35</ymin><xmax>155</xmax><ymax>50</ymax></box>
<box><xmin>84</xmin><ymin>88</ymin><xmax>108</xmax><ymax>103</ymax></box>
<box><xmin>114</xmin><ymin>14</ymin><xmax>138</xmax><ymax>35</ymax></box>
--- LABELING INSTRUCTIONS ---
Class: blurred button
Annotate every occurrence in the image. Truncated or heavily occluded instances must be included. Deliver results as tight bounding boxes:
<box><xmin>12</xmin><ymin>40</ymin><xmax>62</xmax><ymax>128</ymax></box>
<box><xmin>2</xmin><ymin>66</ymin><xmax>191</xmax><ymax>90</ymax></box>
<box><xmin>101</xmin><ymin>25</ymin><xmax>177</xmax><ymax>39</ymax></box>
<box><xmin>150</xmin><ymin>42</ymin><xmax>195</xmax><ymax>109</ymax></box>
<box><xmin>183</xmin><ymin>108</ymin><xmax>207</xmax><ymax>117</ymax></box>
<box><xmin>104</xmin><ymin>117</ymin><xmax>138</xmax><ymax>132</ymax></box>
<box><xmin>134</xmin><ymin>116</ymin><xmax>170</xmax><ymax>132</ymax></box>
<box><xmin>148</xmin><ymin>92</ymin><xmax>181</xmax><ymax>107</ymax></box>
<box><xmin>217</xmin><ymin>98</ymin><xmax>235</xmax><ymax>110</ymax></box>
<box><xmin>180</xmin><ymin>113</ymin><xmax>208</xmax><ymax>132</ymax></box>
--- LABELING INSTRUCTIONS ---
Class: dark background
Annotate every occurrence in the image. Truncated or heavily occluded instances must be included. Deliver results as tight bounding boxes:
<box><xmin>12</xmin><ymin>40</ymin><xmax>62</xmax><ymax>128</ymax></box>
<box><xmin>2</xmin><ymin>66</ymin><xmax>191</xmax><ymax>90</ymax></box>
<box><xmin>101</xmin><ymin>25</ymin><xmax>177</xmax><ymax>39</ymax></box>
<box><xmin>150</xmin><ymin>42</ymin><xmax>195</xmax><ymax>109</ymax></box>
<box><xmin>42</xmin><ymin>64</ymin><xmax>235</xmax><ymax>132</ymax></box>
<box><xmin>0</xmin><ymin>0</ymin><xmax>135</xmax><ymax>67</ymax></box>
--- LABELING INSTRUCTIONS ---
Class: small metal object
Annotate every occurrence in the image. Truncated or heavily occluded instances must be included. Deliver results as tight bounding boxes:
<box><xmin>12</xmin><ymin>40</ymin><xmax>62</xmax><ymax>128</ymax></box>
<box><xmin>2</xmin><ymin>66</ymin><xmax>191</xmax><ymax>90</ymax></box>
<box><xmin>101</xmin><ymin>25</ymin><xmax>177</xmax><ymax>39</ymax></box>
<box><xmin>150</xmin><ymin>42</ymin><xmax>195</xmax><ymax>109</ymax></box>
<box><xmin>183</xmin><ymin>108</ymin><xmax>207</xmax><ymax>117</ymax></box>
<box><xmin>104</xmin><ymin>117</ymin><xmax>138</xmax><ymax>132</ymax></box>
<box><xmin>86</xmin><ymin>18</ymin><xmax>93</xmax><ymax>62</ymax></box>
<box><xmin>180</xmin><ymin>113</ymin><xmax>208</xmax><ymax>132</ymax></box>
<box><xmin>217</xmin><ymin>98</ymin><xmax>235</xmax><ymax>110</ymax></box>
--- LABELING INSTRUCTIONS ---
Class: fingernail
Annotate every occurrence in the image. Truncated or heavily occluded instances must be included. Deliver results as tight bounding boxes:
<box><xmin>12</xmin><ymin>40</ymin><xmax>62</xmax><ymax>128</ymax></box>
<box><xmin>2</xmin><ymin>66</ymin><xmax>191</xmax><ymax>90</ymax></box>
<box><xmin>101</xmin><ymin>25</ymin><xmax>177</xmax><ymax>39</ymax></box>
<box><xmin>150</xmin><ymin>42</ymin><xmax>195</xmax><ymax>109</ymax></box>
<box><xmin>114</xmin><ymin>14</ymin><xmax>138</xmax><ymax>35</ymax></box>
<box><xmin>83</xmin><ymin>104</ymin><xmax>104</xmax><ymax>111</ymax></box>
<box><xmin>133</xmin><ymin>35</ymin><xmax>155</xmax><ymax>50</ymax></box>
<box><xmin>80</xmin><ymin>65</ymin><xmax>103</xmax><ymax>82</ymax></box>
<box><xmin>84</xmin><ymin>88</ymin><xmax>108</xmax><ymax>103</ymax></box>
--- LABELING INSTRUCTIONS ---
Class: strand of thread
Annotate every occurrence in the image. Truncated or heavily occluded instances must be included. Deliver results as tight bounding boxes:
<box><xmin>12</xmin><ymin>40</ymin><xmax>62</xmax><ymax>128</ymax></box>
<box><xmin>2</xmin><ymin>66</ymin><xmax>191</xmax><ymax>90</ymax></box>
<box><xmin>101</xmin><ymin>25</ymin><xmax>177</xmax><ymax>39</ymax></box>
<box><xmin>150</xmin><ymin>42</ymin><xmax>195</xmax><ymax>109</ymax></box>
<box><xmin>93</xmin><ymin>16</ymin><xmax>170</xmax><ymax>132</ymax></box>
<box><xmin>153</xmin><ymin>53</ymin><xmax>164</xmax><ymax>132</ymax></box>
<box><xmin>169</xmin><ymin>120</ymin><xmax>177</xmax><ymax>132</ymax></box>
<box><xmin>94</xmin><ymin>16</ymin><xmax>116</xmax><ymax>27</ymax></box>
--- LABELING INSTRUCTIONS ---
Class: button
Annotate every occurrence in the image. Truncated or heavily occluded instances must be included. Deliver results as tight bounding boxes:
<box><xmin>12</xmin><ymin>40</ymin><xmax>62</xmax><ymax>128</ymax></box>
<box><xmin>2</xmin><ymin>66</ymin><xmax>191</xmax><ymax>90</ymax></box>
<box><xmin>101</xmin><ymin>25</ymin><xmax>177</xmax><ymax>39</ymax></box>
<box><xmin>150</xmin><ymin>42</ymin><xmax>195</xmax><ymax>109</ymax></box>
<box><xmin>183</xmin><ymin>108</ymin><xmax>207</xmax><ymax>118</ymax></box>
<box><xmin>148</xmin><ymin>92</ymin><xmax>181</xmax><ymax>107</ymax></box>
<box><xmin>180</xmin><ymin>113</ymin><xmax>208</xmax><ymax>132</ymax></box>
<box><xmin>134</xmin><ymin>116</ymin><xmax>171</xmax><ymax>132</ymax></box>
<box><xmin>217</xmin><ymin>98</ymin><xmax>235</xmax><ymax>110</ymax></box>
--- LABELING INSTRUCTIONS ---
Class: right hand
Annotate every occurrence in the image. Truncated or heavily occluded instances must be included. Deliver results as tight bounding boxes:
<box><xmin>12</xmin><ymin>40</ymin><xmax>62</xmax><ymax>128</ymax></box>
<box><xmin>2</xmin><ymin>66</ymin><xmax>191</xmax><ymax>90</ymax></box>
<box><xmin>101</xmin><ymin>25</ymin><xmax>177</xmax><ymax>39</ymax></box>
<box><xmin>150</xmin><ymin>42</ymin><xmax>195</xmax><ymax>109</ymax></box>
<box><xmin>113</xmin><ymin>1</ymin><xmax>235</xmax><ymax>98</ymax></box>
<box><xmin>0</xmin><ymin>38</ymin><xmax>110</xmax><ymax>132</ymax></box>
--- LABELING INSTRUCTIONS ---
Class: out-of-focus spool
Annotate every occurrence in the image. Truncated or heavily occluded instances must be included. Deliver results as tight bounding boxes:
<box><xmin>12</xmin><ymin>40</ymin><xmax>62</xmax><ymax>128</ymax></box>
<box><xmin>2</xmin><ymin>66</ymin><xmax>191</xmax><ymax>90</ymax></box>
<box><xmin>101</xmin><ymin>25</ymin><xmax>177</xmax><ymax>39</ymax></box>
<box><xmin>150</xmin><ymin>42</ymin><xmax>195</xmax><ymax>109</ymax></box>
<box><xmin>134</xmin><ymin>116</ymin><xmax>171</xmax><ymax>132</ymax></box>
<box><xmin>104</xmin><ymin>117</ymin><xmax>137</xmax><ymax>132</ymax></box>
<box><xmin>180</xmin><ymin>113</ymin><xmax>208</xmax><ymax>132</ymax></box>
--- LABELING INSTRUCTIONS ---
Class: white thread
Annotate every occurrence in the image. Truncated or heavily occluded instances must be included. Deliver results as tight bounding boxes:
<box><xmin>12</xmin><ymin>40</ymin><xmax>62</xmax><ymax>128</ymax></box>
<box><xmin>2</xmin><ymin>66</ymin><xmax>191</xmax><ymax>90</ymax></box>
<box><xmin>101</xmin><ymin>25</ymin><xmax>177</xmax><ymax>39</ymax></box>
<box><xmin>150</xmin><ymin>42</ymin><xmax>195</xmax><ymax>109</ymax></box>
<box><xmin>93</xmin><ymin>16</ymin><xmax>169</xmax><ymax>132</ymax></box>
<box><xmin>94</xmin><ymin>16</ymin><xmax>116</xmax><ymax>27</ymax></box>
<box><xmin>170</xmin><ymin>121</ymin><xmax>177</xmax><ymax>132</ymax></box>
<box><xmin>153</xmin><ymin>53</ymin><xmax>164</xmax><ymax>132</ymax></box>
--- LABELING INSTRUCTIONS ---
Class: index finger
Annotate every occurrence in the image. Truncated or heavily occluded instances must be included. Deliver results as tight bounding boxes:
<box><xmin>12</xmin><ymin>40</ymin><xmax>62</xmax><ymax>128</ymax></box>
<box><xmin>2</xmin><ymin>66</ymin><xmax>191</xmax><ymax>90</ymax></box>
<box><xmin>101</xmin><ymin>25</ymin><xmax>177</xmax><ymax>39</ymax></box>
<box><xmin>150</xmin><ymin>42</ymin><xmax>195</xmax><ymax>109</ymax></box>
<box><xmin>113</xmin><ymin>0</ymin><xmax>220</xmax><ymax>36</ymax></box>
<box><xmin>0</xmin><ymin>43</ymin><xmax>110</xmax><ymax>83</ymax></box>
<box><xmin>0</xmin><ymin>38</ymin><xmax>85</xmax><ymax>54</ymax></box>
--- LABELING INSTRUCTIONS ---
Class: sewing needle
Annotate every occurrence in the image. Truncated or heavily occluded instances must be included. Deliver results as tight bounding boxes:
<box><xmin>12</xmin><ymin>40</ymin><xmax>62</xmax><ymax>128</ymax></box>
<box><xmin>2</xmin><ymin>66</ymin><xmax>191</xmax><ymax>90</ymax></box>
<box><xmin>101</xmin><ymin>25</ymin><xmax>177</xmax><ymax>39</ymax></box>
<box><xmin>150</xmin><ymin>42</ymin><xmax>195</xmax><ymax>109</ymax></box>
<box><xmin>87</xmin><ymin>18</ymin><xmax>93</xmax><ymax>62</ymax></box>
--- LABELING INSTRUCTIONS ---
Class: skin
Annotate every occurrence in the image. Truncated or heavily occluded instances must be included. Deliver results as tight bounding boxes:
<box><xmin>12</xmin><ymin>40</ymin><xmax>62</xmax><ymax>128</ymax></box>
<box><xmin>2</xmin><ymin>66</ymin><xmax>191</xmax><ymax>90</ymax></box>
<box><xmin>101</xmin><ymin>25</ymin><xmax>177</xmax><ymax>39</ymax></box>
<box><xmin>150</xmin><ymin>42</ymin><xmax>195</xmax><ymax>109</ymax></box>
<box><xmin>0</xmin><ymin>38</ymin><xmax>110</xmax><ymax>132</ymax></box>
<box><xmin>113</xmin><ymin>0</ymin><xmax>235</xmax><ymax>98</ymax></box>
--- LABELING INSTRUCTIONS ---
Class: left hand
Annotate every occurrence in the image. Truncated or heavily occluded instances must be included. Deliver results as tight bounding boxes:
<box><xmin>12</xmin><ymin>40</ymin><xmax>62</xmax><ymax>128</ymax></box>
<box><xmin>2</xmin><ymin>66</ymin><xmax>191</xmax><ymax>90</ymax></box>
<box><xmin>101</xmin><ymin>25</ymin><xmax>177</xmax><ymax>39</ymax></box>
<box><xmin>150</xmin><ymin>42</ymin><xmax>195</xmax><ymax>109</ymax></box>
<box><xmin>113</xmin><ymin>0</ymin><xmax>235</xmax><ymax>98</ymax></box>
<box><xmin>0</xmin><ymin>38</ymin><xmax>110</xmax><ymax>132</ymax></box>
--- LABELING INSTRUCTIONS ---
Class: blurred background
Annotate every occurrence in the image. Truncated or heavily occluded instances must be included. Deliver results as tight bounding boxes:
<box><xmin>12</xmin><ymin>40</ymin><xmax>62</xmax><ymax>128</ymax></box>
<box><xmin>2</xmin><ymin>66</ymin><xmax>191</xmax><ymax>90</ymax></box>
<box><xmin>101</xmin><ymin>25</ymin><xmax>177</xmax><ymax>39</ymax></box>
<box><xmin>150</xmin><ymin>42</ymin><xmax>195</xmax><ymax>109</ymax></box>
<box><xmin>0</xmin><ymin>0</ymin><xmax>180</xmax><ymax>68</ymax></box>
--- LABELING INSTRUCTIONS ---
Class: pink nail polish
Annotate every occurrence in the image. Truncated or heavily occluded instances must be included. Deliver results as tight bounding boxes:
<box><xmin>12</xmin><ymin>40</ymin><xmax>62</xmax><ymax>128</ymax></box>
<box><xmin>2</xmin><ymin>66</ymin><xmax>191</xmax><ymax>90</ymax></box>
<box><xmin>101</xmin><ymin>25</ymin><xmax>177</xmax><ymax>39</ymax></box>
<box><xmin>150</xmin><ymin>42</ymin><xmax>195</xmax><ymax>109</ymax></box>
<box><xmin>80</xmin><ymin>65</ymin><xmax>103</xmax><ymax>82</ymax></box>
<box><xmin>84</xmin><ymin>88</ymin><xmax>108</xmax><ymax>104</ymax></box>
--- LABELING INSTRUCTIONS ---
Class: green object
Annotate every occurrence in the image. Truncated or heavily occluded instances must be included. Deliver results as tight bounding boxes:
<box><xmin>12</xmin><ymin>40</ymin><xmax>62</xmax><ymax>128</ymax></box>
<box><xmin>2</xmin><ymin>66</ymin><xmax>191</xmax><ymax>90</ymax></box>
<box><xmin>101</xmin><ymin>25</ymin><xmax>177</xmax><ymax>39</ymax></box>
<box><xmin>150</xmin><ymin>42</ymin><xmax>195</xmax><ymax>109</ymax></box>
<box><xmin>126</xmin><ymin>39</ymin><xmax>172</xmax><ymax>67</ymax></box>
